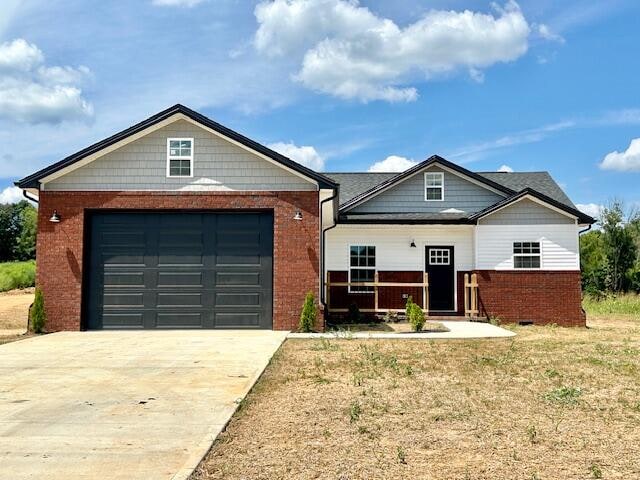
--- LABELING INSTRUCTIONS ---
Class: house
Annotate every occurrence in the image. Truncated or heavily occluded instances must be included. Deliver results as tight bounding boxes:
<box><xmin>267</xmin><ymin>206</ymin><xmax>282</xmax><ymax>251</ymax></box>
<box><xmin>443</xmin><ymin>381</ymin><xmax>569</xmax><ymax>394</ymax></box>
<box><xmin>16</xmin><ymin>105</ymin><xmax>594</xmax><ymax>331</ymax></box>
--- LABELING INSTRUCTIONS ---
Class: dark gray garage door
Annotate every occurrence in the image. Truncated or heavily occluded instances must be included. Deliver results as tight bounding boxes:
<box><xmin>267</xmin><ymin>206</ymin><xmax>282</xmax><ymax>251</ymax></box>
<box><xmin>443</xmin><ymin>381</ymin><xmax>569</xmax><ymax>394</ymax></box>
<box><xmin>86</xmin><ymin>212</ymin><xmax>273</xmax><ymax>329</ymax></box>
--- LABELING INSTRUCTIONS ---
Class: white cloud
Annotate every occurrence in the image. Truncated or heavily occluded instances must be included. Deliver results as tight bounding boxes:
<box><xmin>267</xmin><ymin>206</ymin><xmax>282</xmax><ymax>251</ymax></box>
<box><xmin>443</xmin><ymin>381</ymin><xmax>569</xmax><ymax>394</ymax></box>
<box><xmin>0</xmin><ymin>39</ymin><xmax>93</xmax><ymax>124</ymax></box>
<box><xmin>254</xmin><ymin>0</ymin><xmax>532</xmax><ymax>102</ymax></box>
<box><xmin>151</xmin><ymin>0</ymin><xmax>206</xmax><ymax>6</ymax></box>
<box><xmin>0</xmin><ymin>186</ymin><xmax>24</xmax><ymax>204</ymax></box>
<box><xmin>576</xmin><ymin>203</ymin><xmax>604</xmax><ymax>220</ymax></box>
<box><xmin>498</xmin><ymin>164</ymin><xmax>514</xmax><ymax>172</ymax></box>
<box><xmin>267</xmin><ymin>141</ymin><xmax>325</xmax><ymax>170</ymax></box>
<box><xmin>599</xmin><ymin>138</ymin><xmax>640</xmax><ymax>172</ymax></box>
<box><xmin>537</xmin><ymin>24</ymin><xmax>565</xmax><ymax>43</ymax></box>
<box><xmin>368</xmin><ymin>155</ymin><xmax>417</xmax><ymax>172</ymax></box>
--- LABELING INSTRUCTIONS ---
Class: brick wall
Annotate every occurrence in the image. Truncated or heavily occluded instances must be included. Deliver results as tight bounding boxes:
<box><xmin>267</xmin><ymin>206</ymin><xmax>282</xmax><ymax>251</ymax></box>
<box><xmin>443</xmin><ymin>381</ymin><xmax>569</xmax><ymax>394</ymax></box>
<box><xmin>474</xmin><ymin>270</ymin><xmax>586</xmax><ymax>327</ymax></box>
<box><xmin>36</xmin><ymin>190</ymin><xmax>320</xmax><ymax>331</ymax></box>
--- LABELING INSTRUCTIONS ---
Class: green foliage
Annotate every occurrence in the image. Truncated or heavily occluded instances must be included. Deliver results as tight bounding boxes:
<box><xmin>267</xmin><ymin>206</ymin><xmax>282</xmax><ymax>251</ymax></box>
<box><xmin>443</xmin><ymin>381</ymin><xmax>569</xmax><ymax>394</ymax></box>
<box><xmin>543</xmin><ymin>386</ymin><xmax>582</xmax><ymax>405</ymax></box>
<box><xmin>600</xmin><ymin>201</ymin><xmax>637</xmax><ymax>292</ymax></box>
<box><xmin>0</xmin><ymin>200</ymin><xmax>37</xmax><ymax>262</ymax></box>
<box><xmin>299</xmin><ymin>291</ymin><xmax>317</xmax><ymax>332</ymax></box>
<box><xmin>347</xmin><ymin>302</ymin><xmax>361</xmax><ymax>322</ymax></box>
<box><xmin>30</xmin><ymin>287</ymin><xmax>46</xmax><ymax>333</ymax></box>
<box><xmin>580</xmin><ymin>230</ymin><xmax>607</xmax><ymax>294</ymax></box>
<box><xmin>0</xmin><ymin>260</ymin><xmax>36</xmax><ymax>292</ymax></box>
<box><xmin>405</xmin><ymin>296</ymin><xmax>425</xmax><ymax>332</ymax></box>
<box><xmin>583</xmin><ymin>293</ymin><xmax>640</xmax><ymax>315</ymax></box>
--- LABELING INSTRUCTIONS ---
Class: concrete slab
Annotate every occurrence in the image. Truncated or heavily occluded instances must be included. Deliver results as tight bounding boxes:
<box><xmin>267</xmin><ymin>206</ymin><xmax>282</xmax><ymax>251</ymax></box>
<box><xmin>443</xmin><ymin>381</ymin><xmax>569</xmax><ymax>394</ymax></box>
<box><xmin>0</xmin><ymin>330</ymin><xmax>287</xmax><ymax>480</ymax></box>
<box><xmin>289</xmin><ymin>321</ymin><xmax>516</xmax><ymax>339</ymax></box>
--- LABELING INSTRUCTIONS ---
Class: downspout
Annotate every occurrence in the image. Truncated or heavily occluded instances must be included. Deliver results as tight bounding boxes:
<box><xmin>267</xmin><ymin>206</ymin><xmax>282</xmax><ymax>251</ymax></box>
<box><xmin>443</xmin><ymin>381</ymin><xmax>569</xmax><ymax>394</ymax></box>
<box><xmin>578</xmin><ymin>224</ymin><xmax>592</xmax><ymax>235</ymax></box>
<box><xmin>319</xmin><ymin>188</ymin><xmax>339</xmax><ymax>316</ymax></box>
<box><xmin>23</xmin><ymin>190</ymin><xmax>39</xmax><ymax>204</ymax></box>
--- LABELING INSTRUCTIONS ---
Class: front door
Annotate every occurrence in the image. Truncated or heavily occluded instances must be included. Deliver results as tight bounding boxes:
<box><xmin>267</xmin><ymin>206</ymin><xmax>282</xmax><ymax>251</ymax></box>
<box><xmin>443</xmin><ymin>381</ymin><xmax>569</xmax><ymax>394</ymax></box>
<box><xmin>425</xmin><ymin>246</ymin><xmax>455</xmax><ymax>311</ymax></box>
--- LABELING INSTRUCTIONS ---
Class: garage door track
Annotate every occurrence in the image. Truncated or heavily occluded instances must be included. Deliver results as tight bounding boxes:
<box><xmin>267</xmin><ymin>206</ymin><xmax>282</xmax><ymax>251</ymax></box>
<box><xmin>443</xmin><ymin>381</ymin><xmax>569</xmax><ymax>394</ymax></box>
<box><xmin>0</xmin><ymin>330</ymin><xmax>287</xmax><ymax>480</ymax></box>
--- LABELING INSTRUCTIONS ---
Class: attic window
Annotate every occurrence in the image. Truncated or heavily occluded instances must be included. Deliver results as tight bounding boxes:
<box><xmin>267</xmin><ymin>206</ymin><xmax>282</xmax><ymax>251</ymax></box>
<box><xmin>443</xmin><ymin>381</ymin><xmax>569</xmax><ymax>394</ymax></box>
<box><xmin>424</xmin><ymin>172</ymin><xmax>444</xmax><ymax>201</ymax></box>
<box><xmin>167</xmin><ymin>138</ymin><xmax>193</xmax><ymax>177</ymax></box>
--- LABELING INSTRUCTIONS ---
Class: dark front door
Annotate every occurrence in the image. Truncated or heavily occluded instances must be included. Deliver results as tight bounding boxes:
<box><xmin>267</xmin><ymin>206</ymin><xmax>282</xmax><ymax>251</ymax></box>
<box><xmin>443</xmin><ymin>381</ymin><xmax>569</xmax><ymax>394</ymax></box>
<box><xmin>425</xmin><ymin>246</ymin><xmax>455</xmax><ymax>311</ymax></box>
<box><xmin>86</xmin><ymin>212</ymin><xmax>273</xmax><ymax>330</ymax></box>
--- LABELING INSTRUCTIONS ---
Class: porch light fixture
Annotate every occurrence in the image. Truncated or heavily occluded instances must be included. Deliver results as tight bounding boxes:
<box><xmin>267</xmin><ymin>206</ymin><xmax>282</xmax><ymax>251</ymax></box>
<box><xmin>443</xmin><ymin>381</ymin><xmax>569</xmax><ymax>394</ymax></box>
<box><xmin>410</xmin><ymin>240</ymin><xmax>416</xmax><ymax>248</ymax></box>
<box><xmin>49</xmin><ymin>210</ymin><xmax>61</xmax><ymax>223</ymax></box>
<box><xmin>293</xmin><ymin>210</ymin><xmax>303</xmax><ymax>221</ymax></box>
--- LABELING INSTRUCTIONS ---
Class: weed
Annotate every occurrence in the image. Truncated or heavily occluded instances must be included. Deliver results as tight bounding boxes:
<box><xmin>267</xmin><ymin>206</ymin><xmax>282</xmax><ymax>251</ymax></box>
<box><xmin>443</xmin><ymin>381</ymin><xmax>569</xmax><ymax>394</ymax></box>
<box><xmin>0</xmin><ymin>260</ymin><xmax>36</xmax><ymax>292</ymax></box>
<box><xmin>544</xmin><ymin>368</ymin><xmax>561</xmax><ymax>378</ymax></box>
<box><xmin>526</xmin><ymin>425</ymin><xmax>539</xmax><ymax>444</ymax></box>
<box><xmin>396</xmin><ymin>446</ymin><xmax>407</xmax><ymax>464</ymax></box>
<box><xmin>544</xmin><ymin>386</ymin><xmax>583</xmax><ymax>405</ymax></box>
<box><xmin>590</xmin><ymin>463</ymin><xmax>603</xmax><ymax>479</ymax></box>
<box><xmin>349</xmin><ymin>401</ymin><xmax>361</xmax><ymax>423</ymax></box>
<box><xmin>310</xmin><ymin>337</ymin><xmax>339</xmax><ymax>351</ymax></box>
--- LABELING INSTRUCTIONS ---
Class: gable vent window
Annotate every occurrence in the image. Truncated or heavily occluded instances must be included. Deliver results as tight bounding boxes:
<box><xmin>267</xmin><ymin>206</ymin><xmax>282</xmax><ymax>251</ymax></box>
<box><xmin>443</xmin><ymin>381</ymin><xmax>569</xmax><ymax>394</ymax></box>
<box><xmin>349</xmin><ymin>246</ymin><xmax>376</xmax><ymax>293</ymax></box>
<box><xmin>424</xmin><ymin>172</ymin><xmax>444</xmax><ymax>201</ymax></box>
<box><xmin>167</xmin><ymin>138</ymin><xmax>193</xmax><ymax>177</ymax></box>
<box><xmin>513</xmin><ymin>242</ymin><xmax>541</xmax><ymax>269</ymax></box>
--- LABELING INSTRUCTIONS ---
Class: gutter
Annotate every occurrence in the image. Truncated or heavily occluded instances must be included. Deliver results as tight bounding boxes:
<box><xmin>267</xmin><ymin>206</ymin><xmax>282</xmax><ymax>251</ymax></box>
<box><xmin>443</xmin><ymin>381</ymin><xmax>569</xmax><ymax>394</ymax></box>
<box><xmin>579</xmin><ymin>224</ymin><xmax>592</xmax><ymax>235</ymax></box>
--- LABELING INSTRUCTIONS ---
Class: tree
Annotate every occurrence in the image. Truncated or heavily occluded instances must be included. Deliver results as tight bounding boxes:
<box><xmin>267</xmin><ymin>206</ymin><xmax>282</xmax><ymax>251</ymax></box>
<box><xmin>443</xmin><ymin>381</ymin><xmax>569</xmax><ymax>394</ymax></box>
<box><xmin>0</xmin><ymin>200</ymin><xmax>37</xmax><ymax>262</ymax></box>
<box><xmin>14</xmin><ymin>205</ymin><xmax>37</xmax><ymax>260</ymax></box>
<box><xmin>600</xmin><ymin>201</ymin><xmax>637</xmax><ymax>292</ymax></box>
<box><xmin>580</xmin><ymin>230</ymin><xmax>606</xmax><ymax>294</ymax></box>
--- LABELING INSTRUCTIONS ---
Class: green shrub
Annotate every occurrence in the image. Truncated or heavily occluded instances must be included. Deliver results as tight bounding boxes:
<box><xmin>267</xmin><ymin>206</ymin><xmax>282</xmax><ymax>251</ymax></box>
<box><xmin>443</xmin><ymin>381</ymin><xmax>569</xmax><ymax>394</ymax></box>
<box><xmin>0</xmin><ymin>260</ymin><xmax>36</xmax><ymax>292</ymax></box>
<box><xmin>405</xmin><ymin>296</ymin><xmax>425</xmax><ymax>332</ymax></box>
<box><xmin>30</xmin><ymin>287</ymin><xmax>46</xmax><ymax>333</ymax></box>
<box><xmin>299</xmin><ymin>291</ymin><xmax>317</xmax><ymax>332</ymax></box>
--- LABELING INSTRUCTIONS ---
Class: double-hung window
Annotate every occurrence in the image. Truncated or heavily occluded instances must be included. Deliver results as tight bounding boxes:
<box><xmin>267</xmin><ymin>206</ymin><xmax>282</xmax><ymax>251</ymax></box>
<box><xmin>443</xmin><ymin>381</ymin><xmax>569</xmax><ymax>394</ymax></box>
<box><xmin>424</xmin><ymin>172</ymin><xmax>444</xmax><ymax>201</ymax></box>
<box><xmin>349</xmin><ymin>246</ymin><xmax>376</xmax><ymax>293</ymax></box>
<box><xmin>167</xmin><ymin>138</ymin><xmax>194</xmax><ymax>177</ymax></box>
<box><xmin>513</xmin><ymin>242</ymin><xmax>541</xmax><ymax>269</ymax></box>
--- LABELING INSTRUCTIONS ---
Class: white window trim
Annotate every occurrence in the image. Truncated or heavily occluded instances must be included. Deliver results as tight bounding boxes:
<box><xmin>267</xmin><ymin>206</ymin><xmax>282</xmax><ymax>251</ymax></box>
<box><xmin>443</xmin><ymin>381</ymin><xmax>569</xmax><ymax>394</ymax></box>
<box><xmin>429</xmin><ymin>248</ymin><xmax>451</xmax><ymax>265</ymax></box>
<box><xmin>424</xmin><ymin>171</ymin><xmax>444</xmax><ymax>202</ymax></box>
<box><xmin>166</xmin><ymin>137</ymin><xmax>194</xmax><ymax>178</ymax></box>
<box><xmin>348</xmin><ymin>244</ymin><xmax>376</xmax><ymax>294</ymax></box>
<box><xmin>512</xmin><ymin>241</ymin><xmax>542</xmax><ymax>270</ymax></box>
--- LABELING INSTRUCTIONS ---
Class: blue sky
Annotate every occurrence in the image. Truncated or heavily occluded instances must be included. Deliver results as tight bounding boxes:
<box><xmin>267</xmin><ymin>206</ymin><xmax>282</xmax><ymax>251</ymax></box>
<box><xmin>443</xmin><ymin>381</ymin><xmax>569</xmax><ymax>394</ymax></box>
<box><xmin>1</xmin><ymin>0</ymin><xmax>639</xmax><ymax>217</ymax></box>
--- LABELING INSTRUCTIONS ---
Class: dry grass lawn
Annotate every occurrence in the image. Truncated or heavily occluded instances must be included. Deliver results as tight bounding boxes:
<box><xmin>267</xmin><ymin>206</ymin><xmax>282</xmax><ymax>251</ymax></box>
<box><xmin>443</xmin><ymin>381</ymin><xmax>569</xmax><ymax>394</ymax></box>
<box><xmin>0</xmin><ymin>288</ymin><xmax>33</xmax><ymax>335</ymax></box>
<box><xmin>193</xmin><ymin>315</ymin><xmax>640</xmax><ymax>480</ymax></box>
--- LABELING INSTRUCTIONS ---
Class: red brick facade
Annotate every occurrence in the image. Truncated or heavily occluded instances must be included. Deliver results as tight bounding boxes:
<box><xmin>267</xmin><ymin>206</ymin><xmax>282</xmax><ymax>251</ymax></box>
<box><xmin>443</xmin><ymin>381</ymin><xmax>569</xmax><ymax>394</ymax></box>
<box><xmin>474</xmin><ymin>270</ymin><xmax>586</xmax><ymax>326</ymax></box>
<box><xmin>36</xmin><ymin>190</ymin><xmax>320</xmax><ymax>332</ymax></box>
<box><xmin>326</xmin><ymin>269</ymin><xmax>585</xmax><ymax>327</ymax></box>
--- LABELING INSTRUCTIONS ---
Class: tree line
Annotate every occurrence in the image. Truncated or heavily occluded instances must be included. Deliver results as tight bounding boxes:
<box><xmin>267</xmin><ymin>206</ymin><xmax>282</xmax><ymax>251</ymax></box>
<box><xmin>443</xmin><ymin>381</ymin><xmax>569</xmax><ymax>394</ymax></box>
<box><xmin>580</xmin><ymin>201</ymin><xmax>640</xmax><ymax>295</ymax></box>
<box><xmin>0</xmin><ymin>200</ymin><xmax>37</xmax><ymax>262</ymax></box>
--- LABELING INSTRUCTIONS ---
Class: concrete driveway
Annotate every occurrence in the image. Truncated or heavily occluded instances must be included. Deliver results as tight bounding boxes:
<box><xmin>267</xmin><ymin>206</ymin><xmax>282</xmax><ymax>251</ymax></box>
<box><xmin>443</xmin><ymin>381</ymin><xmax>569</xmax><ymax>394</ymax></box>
<box><xmin>0</xmin><ymin>330</ymin><xmax>287</xmax><ymax>480</ymax></box>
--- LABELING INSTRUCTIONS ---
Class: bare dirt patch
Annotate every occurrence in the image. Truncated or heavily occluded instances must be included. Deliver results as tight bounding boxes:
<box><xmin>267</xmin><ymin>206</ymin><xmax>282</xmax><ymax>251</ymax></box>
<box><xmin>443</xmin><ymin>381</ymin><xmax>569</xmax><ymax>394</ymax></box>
<box><xmin>0</xmin><ymin>288</ymin><xmax>34</xmax><ymax>334</ymax></box>
<box><xmin>192</xmin><ymin>314</ymin><xmax>640</xmax><ymax>480</ymax></box>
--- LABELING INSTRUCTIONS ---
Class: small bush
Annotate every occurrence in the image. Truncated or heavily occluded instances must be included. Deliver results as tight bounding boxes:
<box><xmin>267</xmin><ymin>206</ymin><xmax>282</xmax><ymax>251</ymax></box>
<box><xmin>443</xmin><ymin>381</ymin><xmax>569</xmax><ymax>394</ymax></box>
<box><xmin>405</xmin><ymin>296</ymin><xmax>425</xmax><ymax>332</ymax></box>
<box><xmin>383</xmin><ymin>310</ymin><xmax>399</xmax><ymax>322</ymax></box>
<box><xmin>30</xmin><ymin>287</ymin><xmax>46</xmax><ymax>333</ymax></box>
<box><xmin>347</xmin><ymin>302</ymin><xmax>361</xmax><ymax>322</ymax></box>
<box><xmin>299</xmin><ymin>291</ymin><xmax>317</xmax><ymax>333</ymax></box>
<box><xmin>544</xmin><ymin>386</ymin><xmax>582</xmax><ymax>405</ymax></box>
<box><xmin>0</xmin><ymin>260</ymin><xmax>36</xmax><ymax>292</ymax></box>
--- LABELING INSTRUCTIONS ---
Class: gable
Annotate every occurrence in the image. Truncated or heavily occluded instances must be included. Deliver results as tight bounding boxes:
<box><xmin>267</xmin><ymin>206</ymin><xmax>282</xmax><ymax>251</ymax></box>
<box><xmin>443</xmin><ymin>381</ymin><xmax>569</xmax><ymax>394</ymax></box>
<box><xmin>479</xmin><ymin>198</ymin><xmax>576</xmax><ymax>225</ymax></box>
<box><xmin>349</xmin><ymin>165</ymin><xmax>505</xmax><ymax>215</ymax></box>
<box><xmin>44</xmin><ymin>119</ymin><xmax>316</xmax><ymax>192</ymax></box>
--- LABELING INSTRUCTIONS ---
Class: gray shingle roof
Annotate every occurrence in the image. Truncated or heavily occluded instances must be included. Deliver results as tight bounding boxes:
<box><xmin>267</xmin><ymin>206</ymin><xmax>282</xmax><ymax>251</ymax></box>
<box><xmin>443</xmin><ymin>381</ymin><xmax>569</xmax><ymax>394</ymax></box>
<box><xmin>325</xmin><ymin>170</ymin><xmax>574</xmax><ymax>209</ymax></box>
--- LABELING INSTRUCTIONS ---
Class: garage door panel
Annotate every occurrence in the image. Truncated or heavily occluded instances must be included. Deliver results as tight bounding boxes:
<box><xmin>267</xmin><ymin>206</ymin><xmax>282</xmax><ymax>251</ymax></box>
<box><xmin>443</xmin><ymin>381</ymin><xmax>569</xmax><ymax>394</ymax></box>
<box><xmin>87</xmin><ymin>212</ymin><xmax>273</xmax><ymax>330</ymax></box>
<box><xmin>214</xmin><ymin>312</ymin><xmax>260</xmax><ymax>328</ymax></box>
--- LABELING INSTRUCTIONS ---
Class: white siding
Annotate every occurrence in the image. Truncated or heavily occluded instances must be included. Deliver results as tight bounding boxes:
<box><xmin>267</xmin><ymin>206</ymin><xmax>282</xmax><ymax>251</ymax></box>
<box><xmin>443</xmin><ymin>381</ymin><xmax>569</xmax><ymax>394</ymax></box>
<box><xmin>476</xmin><ymin>224</ymin><xmax>579</xmax><ymax>270</ymax></box>
<box><xmin>45</xmin><ymin>120</ymin><xmax>315</xmax><ymax>192</ymax></box>
<box><xmin>325</xmin><ymin>224</ymin><xmax>474</xmax><ymax>273</ymax></box>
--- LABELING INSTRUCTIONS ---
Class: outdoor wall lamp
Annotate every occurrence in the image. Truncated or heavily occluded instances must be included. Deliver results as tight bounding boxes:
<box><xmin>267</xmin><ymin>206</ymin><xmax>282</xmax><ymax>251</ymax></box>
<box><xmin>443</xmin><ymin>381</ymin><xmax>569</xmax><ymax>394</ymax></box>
<box><xmin>293</xmin><ymin>210</ymin><xmax>303</xmax><ymax>221</ymax></box>
<box><xmin>49</xmin><ymin>210</ymin><xmax>61</xmax><ymax>223</ymax></box>
<box><xmin>410</xmin><ymin>240</ymin><xmax>416</xmax><ymax>248</ymax></box>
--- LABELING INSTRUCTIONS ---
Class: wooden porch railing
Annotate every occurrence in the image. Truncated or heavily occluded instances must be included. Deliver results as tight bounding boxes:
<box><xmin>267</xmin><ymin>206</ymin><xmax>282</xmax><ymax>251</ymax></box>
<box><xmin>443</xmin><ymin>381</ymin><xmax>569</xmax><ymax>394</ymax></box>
<box><xmin>464</xmin><ymin>273</ymin><xmax>479</xmax><ymax>318</ymax></box>
<box><xmin>325</xmin><ymin>271</ymin><xmax>429</xmax><ymax>315</ymax></box>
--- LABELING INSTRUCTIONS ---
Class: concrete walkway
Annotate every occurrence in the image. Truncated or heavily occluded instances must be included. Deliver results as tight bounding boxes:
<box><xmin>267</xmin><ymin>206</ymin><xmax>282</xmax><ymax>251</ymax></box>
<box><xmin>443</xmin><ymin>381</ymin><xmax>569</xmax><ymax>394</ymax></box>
<box><xmin>0</xmin><ymin>330</ymin><xmax>287</xmax><ymax>480</ymax></box>
<box><xmin>289</xmin><ymin>321</ymin><xmax>515</xmax><ymax>339</ymax></box>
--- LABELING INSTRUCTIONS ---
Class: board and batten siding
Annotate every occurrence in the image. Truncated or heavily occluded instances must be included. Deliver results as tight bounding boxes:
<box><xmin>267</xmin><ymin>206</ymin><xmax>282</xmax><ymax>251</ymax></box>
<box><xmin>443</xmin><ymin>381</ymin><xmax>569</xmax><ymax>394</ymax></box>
<box><xmin>324</xmin><ymin>224</ymin><xmax>474</xmax><ymax>273</ymax></box>
<box><xmin>349</xmin><ymin>166</ymin><xmax>504</xmax><ymax>214</ymax></box>
<box><xmin>45</xmin><ymin>120</ymin><xmax>315</xmax><ymax>191</ymax></box>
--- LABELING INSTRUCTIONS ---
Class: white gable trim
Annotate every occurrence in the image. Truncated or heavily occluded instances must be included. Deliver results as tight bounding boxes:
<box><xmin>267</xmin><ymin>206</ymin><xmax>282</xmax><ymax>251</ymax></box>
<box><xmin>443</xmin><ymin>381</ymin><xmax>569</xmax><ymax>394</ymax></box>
<box><xmin>40</xmin><ymin>113</ymin><xmax>318</xmax><ymax>189</ymax></box>
<box><xmin>341</xmin><ymin>160</ymin><xmax>507</xmax><ymax>211</ymax></box>
<box><xmin>477</xmin><ymin>194</ymin><xmax>578</xmax><ymax>224</ymax></box>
